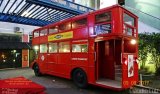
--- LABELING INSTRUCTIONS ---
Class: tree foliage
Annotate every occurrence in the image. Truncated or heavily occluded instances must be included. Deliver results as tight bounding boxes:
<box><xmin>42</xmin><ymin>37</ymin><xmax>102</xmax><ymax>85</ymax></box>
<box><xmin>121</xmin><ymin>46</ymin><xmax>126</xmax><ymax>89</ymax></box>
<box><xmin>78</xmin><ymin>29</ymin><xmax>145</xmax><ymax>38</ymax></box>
<box><xmin>139</xmin><ymin>33</ymin><xmax>160</xmax><ymax>72</ymax></box>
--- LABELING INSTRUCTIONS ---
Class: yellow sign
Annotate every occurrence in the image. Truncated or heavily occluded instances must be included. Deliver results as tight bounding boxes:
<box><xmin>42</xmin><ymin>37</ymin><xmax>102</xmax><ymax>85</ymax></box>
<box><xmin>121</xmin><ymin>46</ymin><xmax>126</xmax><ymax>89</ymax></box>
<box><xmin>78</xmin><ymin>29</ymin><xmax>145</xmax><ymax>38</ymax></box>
<box><xmin>48</xmin><ymin>31</ymin><xmax>73</xmax><ymax>41</ymax></box>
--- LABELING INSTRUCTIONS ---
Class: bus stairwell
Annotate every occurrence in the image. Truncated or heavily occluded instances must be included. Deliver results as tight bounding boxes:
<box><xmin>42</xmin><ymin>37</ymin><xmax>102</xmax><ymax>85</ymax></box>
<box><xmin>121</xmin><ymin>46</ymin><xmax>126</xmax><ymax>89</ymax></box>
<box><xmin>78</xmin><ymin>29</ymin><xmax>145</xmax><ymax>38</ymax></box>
<box><xmin>95</xmin><ymin>39</ymin><xmax>122</xmax><ymax>88</ymax></box>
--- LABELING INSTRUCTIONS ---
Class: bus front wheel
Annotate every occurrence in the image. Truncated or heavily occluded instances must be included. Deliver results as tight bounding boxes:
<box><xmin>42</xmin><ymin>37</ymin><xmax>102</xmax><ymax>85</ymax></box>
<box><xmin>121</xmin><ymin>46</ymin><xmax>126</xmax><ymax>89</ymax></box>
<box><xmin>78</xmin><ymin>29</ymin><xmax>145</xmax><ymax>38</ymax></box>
<box><xmin>33</xmin><ymin>64</ymin><xmax>42</xmax><ymax>76</ymax></box>
<box><xmin>72</xmin><ymin>69</ymin><xmax>88</xmax><ymax>88</ymax></box>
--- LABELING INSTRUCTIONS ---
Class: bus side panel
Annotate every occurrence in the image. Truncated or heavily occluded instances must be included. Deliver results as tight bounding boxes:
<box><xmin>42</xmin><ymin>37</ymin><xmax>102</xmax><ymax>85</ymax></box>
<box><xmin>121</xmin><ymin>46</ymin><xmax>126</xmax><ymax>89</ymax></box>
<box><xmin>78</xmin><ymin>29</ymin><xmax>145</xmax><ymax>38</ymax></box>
<box><xmin>47</xmin><ymin>53</ymin><xmax>58</xmax><ymax>74</ymax></box>
<box><xmin>88</xmin><ymin>66</ymin><xmax>96</xmax><ymax>83</ymax></box>
<box><xmin>71</xmin><ymin>53</ymin><xmax>88</xmax><ymax>67</ymax></box>
<box><xmin>88</xmin><ymin>39</ymin><xmax>96</xmax><ymax>83</ymax></box>
<box><xmin>112</xmin><ymin>8</ymin><xmax>123</xmax><ymax>34</ymax></box>
<box><xmin>57</xmin><ymin>53</ymin><xmax>71</xmax><ymax>78</ymax></box>
<box><xmin>88</xmin><ymin>53</ymin><xmax>95</xmax><ymax>83</ymax></box>
<box><xmin>32</xmin><ymin>38</ymin><xmax>39</xmax><ymax>45</ymax></box>
<box><xmin>38</xmin><ymin>53</ymin><xmax>48</xmax><ymax>73</ymax></box>
<box><xmin>39</xmin><ymin>36</ymin><xmax>48</xmax><ymax>44</ymax></box>
<box><xmin>73</xmin><ymin>28</ymin><xmax>88</xmax><ymax>39</ymax></box>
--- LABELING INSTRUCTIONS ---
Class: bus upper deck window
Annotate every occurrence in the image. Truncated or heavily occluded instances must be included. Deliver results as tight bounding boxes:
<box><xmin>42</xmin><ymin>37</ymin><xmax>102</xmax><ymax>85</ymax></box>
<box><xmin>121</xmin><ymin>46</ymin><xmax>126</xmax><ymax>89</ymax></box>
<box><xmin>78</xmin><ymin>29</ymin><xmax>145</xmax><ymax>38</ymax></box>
<box><xmin>124</xmin><ymin>13</ymin><xmax>135</xmax><ymax>26</ymax></box>
<box><xmin>72</xmin><ymin>18</ymin><xmax>87</xmax><ymax>29</ymax></box>
<box><xmin>59</xmin><ymin>22</ymin><xmax>71</xmax><ymax>32</ymax></box>
<box><xmin>123</xmin><ymin>13</ymin><xmax>136</xmax><ymax>36</ymax></box>
<box><xmin>49</xmin><ymin>26</ymin><xmax>58</xmax><ymax>34</ymax></box>
<box><xmin>40</xmin><ymin>29</ymin><xmax>48</xmax><ymax>36</ymax></box>
<box><xmin>95</xmin><ymin>12</ymin><xmax>111</xmax><ymax>23</ymax></box>
<box><xmin>34</xmin><ymin>31</ymin><xmax>39</xmax><ymax>38</ymax></box>
<box><xmin>95</xmin><ymin>12</ymin><xmax>111</xmax><ymax>35</ymax></box>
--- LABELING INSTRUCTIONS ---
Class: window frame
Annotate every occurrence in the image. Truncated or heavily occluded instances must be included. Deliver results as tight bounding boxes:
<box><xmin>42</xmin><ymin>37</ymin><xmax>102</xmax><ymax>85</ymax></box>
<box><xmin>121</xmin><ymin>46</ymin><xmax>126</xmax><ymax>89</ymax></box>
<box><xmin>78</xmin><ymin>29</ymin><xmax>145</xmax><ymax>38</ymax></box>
<box><xmin>40</xmin><ymin>44</ymin><xmax>48</xmax><ymax>53</ymax></box>
<box><xmin>40</xmin><ymin>28</ymin><xmax>48</xmax><ymax>36</ymax></box>
<box><xmin>59</xmin><ymin>22</ymin><xmax>72</xmax><ymax>32</ymax></box>
<box><xmin>95</xmin><ymin>12</ymin><xmax>111</xmax><ymax>24</ymax></box>
<box><xmin>94</xmin><ymin>11</ymin><xmax>112</xmax><ymax>35</ymax></box>
<box><xmin>71</xmin><ymin>40</ymin><xmax>88</xmax><ymax>53</ymax></box>
<box><xmin>59</xmin><ymin>42</ymin><xmax>71</xmax><ymax>53</ymax></box>
<box><xmin>33</xmin><ymin>30</ymin><xmax>39</xmax><ymax>38</ymax></box>
<box><xmin>48</xmin><ymin>26</ymin><xmax>59</xmax><ymax>34</ymax></box>
<box><xmin>123</xmin><ymin>11</ymin><xmax>137</xmax><ymax>36</ymax></box>
<box><xmin>48</xmin><ymin>42</ymin><xmax>58</xmax><ymax>53</ymax></box>
<box><xmin>72</xmin><ymin>44</ymin><xmax>88</xmax><ymax>53</ymax></box>
<box><xmin>72</xmin><ymin>17</ymin><xmax>87</xmax><ymax>29</ymax></box>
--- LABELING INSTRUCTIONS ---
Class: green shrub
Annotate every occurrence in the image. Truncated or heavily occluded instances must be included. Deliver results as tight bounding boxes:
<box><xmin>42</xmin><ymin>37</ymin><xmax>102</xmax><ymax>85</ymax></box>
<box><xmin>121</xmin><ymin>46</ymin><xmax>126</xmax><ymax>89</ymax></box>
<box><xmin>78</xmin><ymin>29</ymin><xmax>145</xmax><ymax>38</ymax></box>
<box><xmin>155</xmin><ymin>67</ymin><xmax>160</xmax><ymax>76</ymax></box>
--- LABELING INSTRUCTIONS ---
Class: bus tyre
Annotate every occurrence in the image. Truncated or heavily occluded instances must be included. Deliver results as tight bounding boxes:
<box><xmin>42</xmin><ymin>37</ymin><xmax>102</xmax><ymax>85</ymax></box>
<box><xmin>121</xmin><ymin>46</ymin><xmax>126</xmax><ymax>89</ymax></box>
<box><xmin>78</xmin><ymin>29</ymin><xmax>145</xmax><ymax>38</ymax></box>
<box><xmin>33</xmin><ymin>64</ymin><xmax>42</xmax><ymax>76</ymax></box>
<box><xmin>72</xmin><ymin>69</ymin><xmax>88</xmax><ymax>88</ymax></box>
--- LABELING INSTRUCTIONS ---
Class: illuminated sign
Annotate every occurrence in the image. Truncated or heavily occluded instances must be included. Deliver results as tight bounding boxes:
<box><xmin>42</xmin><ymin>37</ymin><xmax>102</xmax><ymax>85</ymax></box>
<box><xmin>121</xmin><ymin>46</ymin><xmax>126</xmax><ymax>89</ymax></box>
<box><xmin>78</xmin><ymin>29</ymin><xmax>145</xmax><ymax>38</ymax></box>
<box><xmin>48</xmin><ymin>31</ymin><xmax>73</xmax><ymax>41</ymax></box>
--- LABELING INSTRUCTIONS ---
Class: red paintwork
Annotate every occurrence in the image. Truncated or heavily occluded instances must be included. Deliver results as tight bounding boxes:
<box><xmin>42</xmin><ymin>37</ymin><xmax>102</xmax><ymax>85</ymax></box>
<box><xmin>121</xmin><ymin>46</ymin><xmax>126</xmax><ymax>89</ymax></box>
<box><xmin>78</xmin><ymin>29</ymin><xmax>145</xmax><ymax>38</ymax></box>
<box><xmin>31</xmin><ymin>5</ymin><xmax>138</xmax><ymax>90</ymax></box>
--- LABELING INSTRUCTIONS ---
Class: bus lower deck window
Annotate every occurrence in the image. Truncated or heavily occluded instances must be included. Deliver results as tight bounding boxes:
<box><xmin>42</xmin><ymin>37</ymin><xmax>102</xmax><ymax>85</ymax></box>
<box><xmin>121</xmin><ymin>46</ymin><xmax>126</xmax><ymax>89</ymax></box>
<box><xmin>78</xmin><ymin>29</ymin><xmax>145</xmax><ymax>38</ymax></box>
<box><xmin>72</xmin><ymin>44</ymin><xmax>88</xmax><ymax>52</ymax></box>
<box><xmin>49</xmin><ymin>43</ymin><xmax>58</xmax><ymax>53</ymax></box>
<box><xmin>59</xmin><ymin>42</ymin><xmax>70</xmax><ymax>53</ymax></box>
<box><xmin>40</xmin><ymin>44</ymin><xmax>47</xmax><ymax>53</ymax></box>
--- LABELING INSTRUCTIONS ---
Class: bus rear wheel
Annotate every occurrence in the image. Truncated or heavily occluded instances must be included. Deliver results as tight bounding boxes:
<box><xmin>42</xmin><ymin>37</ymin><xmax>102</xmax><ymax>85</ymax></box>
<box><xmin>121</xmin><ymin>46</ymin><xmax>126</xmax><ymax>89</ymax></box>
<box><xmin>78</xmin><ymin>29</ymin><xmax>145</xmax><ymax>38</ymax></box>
<box><xmin>33</xmin><ymin>64</ymin><xmax>42</xmax><ymax>76</ymax></box>
<box><xmin>72</xmin><ymin>69</ymin><xmax>88</xmax><ymax>88</ymax></box>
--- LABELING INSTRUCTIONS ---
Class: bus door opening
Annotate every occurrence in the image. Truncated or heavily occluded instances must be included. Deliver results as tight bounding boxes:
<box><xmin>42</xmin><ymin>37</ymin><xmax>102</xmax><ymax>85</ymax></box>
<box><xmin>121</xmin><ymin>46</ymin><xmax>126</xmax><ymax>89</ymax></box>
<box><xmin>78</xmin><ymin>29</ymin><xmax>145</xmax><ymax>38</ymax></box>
<box><xmin>95</xmin><ymin>39</ymin><xmax>122</xmax><ymax>88</ymax></box>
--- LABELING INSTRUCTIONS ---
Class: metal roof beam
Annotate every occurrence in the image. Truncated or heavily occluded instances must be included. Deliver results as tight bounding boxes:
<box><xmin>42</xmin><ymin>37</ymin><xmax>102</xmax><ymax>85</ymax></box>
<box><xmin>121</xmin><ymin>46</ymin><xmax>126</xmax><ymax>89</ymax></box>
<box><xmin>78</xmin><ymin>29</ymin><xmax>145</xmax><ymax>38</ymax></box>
<box><xmin>2</xmin><ymin>0</ymin><xmax>10</xmax><ymax>13</ymax></box>
<box><xmin>16</xmin><ymin>3</ymin><xmax>29</xmax><ymax>15</ymax></box>
<box><xmin>12</xmin><ymin>0</ymin><xmax>24</xmax><ymax>13</ymax></box>
<box><xmin>47</xmin><ymin>12</ymin><xmax>67</xmax><ymax>22</ymax></box>
<box><xmin>7</xmin><ymin>0</ymin><xmax>17</xmax><ymax>14</ymax></box>
<box><xmin>20</xmin><ymin>16</ymin><xmax>47</xmax><ymax>25</ymax></box>
<box><xmin>26</xmin><ymin>6</ymin><xmax>43</xmax><ymax>18</ymax></box>
<box><xmin>36</xmin><ymin>9</ymin><xmax>50</xmax><ymax>19</ymax></box>
<box><xmin>41</xmin><ymin>10</ymin><xmax>61</xmax><ymax>21</ymax></box>
<box><xmin>0</xmin><ymin>0</ymin><xmax>3</xmax><ymax>6</ymax></box>
<box><xmin>0</xmin><ymin>13</ymin><xmax>45</xmax><ymax>26</ymax></box>
<box><xmin>26</xmin><ymin>0</ymin><xmax>92</xmax><ymax>15</ymax></box>
<box><xmin>30</xmin><ymin>7</ymin><xmax>46</xmax><ymax>18</ymax></box>
<box><xmin>23</xmin><ymin>5</ymin><xmax>37</xmax><ymax>17</ymax></box>
<box><xmin>17</xmin><ymin>3</ymin><xmax>32</xmax><ymax>16</ymax></box>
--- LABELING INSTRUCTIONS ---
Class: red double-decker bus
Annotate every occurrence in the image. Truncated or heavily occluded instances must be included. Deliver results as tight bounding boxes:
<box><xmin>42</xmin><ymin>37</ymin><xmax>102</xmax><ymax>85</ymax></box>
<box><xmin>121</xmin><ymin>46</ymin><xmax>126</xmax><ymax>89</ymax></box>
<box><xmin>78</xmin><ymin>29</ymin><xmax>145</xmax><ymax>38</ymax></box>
<box><xmin>31</xmin><ymin>5</ymin><xmax>138</xmax><ymax>90</ymax></box>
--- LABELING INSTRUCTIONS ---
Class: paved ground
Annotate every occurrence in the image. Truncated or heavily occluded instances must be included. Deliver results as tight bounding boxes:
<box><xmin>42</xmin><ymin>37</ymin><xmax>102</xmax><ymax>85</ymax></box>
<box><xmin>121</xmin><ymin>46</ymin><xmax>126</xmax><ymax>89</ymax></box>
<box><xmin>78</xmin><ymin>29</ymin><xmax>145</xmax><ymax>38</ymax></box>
<box><xmin>0</xmin><ymin>68</ymin><xmax>129</xmax><ymax>94</ymax></box>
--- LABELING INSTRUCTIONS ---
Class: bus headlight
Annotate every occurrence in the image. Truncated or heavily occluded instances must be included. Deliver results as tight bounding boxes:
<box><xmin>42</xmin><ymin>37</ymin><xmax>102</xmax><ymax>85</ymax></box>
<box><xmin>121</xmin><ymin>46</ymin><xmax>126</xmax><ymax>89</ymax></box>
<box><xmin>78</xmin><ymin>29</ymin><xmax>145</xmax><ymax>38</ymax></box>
<box><xmin>131</xmin><ymin>39</ymin><xmax>136</xmax><ymax>45</ymax></box>
<box><xmin>34</xmin><ymin>46</ymin><xmax>39</xmax><ymax>50</ymax></box>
